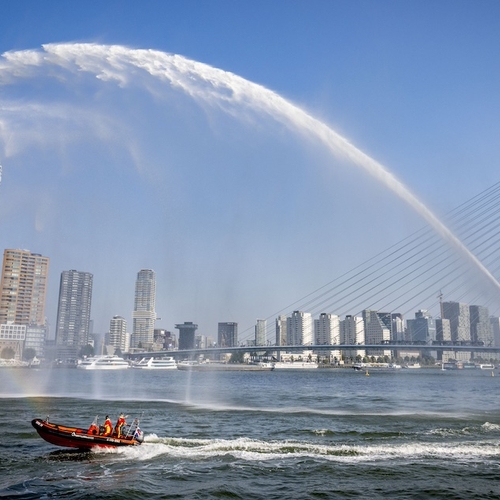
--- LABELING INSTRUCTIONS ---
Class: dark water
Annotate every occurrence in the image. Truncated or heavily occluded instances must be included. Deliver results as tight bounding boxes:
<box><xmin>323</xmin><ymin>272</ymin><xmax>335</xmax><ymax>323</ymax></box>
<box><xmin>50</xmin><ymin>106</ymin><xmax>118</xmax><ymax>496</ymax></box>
<box><xmin>1</xmin><ymin>367</ymin><xmax>500</xmax><ymax>499</ymax></box>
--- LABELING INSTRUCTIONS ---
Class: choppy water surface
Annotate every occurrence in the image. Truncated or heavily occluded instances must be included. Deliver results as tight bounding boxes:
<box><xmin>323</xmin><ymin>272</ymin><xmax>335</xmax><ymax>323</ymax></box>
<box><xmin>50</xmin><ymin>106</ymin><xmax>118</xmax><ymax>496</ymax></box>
<box><xmin>1</xmin><ymin>367</ymin><xmax>499</xmax><ymax>499</ymax></box>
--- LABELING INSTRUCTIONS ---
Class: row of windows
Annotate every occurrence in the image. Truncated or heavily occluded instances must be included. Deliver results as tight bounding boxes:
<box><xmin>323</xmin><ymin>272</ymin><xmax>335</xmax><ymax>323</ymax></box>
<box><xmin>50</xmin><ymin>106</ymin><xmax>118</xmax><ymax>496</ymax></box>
<box><xmin>0</xmin><ymin>333</ymin><xmax>25</xmax><ymax>340</ymax></box>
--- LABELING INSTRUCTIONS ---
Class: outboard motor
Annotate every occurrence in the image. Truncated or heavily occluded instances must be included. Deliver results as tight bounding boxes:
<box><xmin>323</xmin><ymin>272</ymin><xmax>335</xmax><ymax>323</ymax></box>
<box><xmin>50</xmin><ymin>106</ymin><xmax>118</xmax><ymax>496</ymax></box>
<box><xmin>134</xmin><ymin>428</ymin><xmax>144</xmax><ymax>443</ymax></box>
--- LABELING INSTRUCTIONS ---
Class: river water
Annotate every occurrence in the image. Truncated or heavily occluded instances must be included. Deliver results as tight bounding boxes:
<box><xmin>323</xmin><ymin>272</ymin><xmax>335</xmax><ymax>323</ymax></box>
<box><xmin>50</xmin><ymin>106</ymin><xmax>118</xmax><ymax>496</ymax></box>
<box><xmin>0</xmin><ymin>366</ymin><xmax>499</xmax><ymax>499</ymax></box>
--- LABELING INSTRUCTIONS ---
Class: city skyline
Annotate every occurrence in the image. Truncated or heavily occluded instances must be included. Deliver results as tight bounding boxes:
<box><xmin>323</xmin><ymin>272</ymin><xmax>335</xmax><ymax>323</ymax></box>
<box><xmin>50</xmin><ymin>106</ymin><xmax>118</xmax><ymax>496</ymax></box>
<box><xmin>1</xmin><ymin>245</ymin><xmax>499</xmax><ymax>360</ymax></box>
<box><xmin>1</xmin><ymin>2</ymin><xmax>499</xmax><ymax>336</ymax></box>
<box><xmin>2</xmin><ymin>245</ymin><xmax>499</xmax><ymax>348</ymax></box>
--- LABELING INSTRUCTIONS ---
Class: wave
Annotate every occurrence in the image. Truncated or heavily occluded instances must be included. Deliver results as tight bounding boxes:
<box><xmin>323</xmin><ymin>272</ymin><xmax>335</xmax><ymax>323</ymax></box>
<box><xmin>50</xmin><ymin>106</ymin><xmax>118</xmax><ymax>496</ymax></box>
<box><xmin>428</xmin><ymin>421</ymin><xmax>500</xmax><ymax>437</ymax></box>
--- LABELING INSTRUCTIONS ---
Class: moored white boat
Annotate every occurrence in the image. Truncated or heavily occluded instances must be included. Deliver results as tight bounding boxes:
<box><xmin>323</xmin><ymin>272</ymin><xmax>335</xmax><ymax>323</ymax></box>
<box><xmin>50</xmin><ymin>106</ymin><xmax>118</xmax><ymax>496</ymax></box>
<box><xmin>177</xmin><ymin>361</ymin><xmax>274</xmax><ymax>371</ymax></box>
<box><xmin>132</xmin><ymin>356</ymin><xmax>177</xmax><ymax>370</ymax></box>
<box><xmin>443</xmin><ymin>361</ymin><xmax>462</xmax><ymax>370</ymax></box>
<box><xmin>272</xmin><ymin>362</ymin><xmax>318</xmax><ymax>369</ymax></box>
<box><xmin>479</xmin><ymin>364</ymin><xmax>495</xmax><ymax>370</ymax></box>
<box><xmin>29</xmin><ymin>356</ymin><xmax>41</xmax><ymax>368</ymax></box>
<box><xmin>0</xmin><ymin>358</ymin><xmax>29</xmax><ymax>368</ymax></box>
<box><xmin>77</xmin><ymin>355</ymin><xmax>130</xmax><ymax>370</ymax></box>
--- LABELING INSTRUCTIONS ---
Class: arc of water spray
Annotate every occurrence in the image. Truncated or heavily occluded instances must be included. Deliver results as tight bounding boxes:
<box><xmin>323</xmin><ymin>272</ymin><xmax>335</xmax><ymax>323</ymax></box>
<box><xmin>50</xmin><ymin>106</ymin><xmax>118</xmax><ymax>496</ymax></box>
<box><xmin>1</xmin><ymin>43</ymin><xmax>499</xmax><ymax>293</ymax></box>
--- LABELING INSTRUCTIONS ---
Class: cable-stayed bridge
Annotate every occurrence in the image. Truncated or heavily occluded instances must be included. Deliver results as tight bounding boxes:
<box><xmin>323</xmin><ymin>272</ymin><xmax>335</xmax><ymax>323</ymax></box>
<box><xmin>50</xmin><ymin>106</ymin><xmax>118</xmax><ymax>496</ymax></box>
<box><xmin>128</xmin><ymin>342</ymin><xmax>500</xmax><ymax>361</ymax></box>
<box><xmin>129</xmin><ymin>183</ymin><xmax>500</xmax><ymax>358</ymax></box>
<box><xmin>234</xmin><ymin>181</ymin><xmax>500</xmax><ymax>346</ymax></box>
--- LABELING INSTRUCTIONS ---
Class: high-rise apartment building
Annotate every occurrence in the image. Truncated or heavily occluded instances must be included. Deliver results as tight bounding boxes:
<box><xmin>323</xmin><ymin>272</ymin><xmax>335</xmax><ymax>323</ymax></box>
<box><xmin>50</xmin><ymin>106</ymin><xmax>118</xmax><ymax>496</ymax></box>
<box><xmin>340</xmin><ymin>315</ymin><xmax>365</xmax><ymax>358</ymax></box>
<box><xmin>109</xmin><ymin>315</ymin><xmax>127</xmax><ymax>353</ymax></box>
<box><xmin>469</xmin><ymin>305</ymin><xmax>492</xmax><ymax>345</ymax></box>
<box><xmin>362</xmin><ymin>310</ymin><xmax>391</xmax><ymax>344</ymax></box>
<box><xmin>490</xmin><ymin>317</ymin><xmax>500</xmax><ymax>347</ymax></box>
<box><xmin>340</xmin><ymin>315</ymin><xmax>364</xmax><ymax>344</ymax></box>
<box><xmin>287</xmin><ymin>311</ymin><xmax>312</xmax><ymax>345</ymax></box>
<box><xmin>275</xmin><ymin>315</ymin><xmax>287</xmax><ymax>347</ymax></box>
<box><xmin>435</xmin><ymin>318</ymin><xmax>452</xmax><ymax>342</ymax></box>
<box><xmin>434</xmin><ymin>317</ymin><xmax>453</xmax><ymax>362</ymax></box>
<box><xmin>391</xmin><ymin>313</ymin><xmax>405</xmax><ymax>341</ymax></box>
<box><xmin>131</xmin><ymin>269</ymin><xmax>156</xmax><ymax>349</ymax></box>
<box><xmin>442</xmin><ymin>301</ymin><xmax>471</xmax><ymax>342</ymax></box>
<box><xmin>406</xmin><ymin>310</ymin><xmax>436</xmax><ymax>344</ymax></box>
<box><xmin>362</xmin><ymin>309</ymin><xmax>391</xmax><ymax>356</ymax></box>
<box><xmin>0</xmin><ymin>249</ymin><xmax>49</xmax><ymax>326</ymax></box>
<box><xmin>314</xmin><ymin>313</ymin><xmax>340</xmax><ymax>345</ymax></box>
<box><xmin>218</xmin><ymin>322</ymin><xmax>238</xmax><ymax>347</ymax></box>
<box><xmin>314</xmin><ymin>312</ymin><xmax>340</xmax><ymax>361</ymax></box>
<box><xmin>255</xmin><ymin>319</ymin><xmax>267</xmax><ymax>346</ymax></box>
<box><xmin>55</xmin><ymin>270</ymin><xmax>93</xmax><ymax>359</ymax></box>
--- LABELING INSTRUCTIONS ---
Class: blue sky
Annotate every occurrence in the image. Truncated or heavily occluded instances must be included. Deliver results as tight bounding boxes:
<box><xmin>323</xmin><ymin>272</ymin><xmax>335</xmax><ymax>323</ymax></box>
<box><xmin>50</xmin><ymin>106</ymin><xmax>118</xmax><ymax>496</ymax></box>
<box><xmin>1</xmin><ymin>1</ymin><xmax>499</xmax><ymax>341</ymax></box>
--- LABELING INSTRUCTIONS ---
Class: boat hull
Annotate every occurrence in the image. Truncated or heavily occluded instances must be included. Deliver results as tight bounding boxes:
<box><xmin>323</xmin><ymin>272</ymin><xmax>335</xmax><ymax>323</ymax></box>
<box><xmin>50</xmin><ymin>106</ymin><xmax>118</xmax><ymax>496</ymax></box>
<box><xmin>177</xmin><ymin>362</ymin><xmax>274</xmax><ymax>371</ymax></box>
<box><xmin>77</xmin><ymin>365</ymin><xmax>129</xmax><ymax>370</ymax></box>
<box><xmin>31</xmin><ymin>418</ymin><xmax>143</xmax><ymax>449</ymax></box>
<box><xmin>134</xmin><ymin>366</ymin><xmax>177</xmax><ymax>370</ymax></box>
<box><xmin>272</xmin><ymin>362</ymin><xmax>318</xmax><ymax>369</ymax></box>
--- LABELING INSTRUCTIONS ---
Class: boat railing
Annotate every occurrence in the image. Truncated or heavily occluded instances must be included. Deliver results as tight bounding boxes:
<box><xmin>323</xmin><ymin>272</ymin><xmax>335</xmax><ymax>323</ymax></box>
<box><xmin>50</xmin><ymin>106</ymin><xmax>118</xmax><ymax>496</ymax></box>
<box><xmin>123</xmin><ymin>416</ymin><xmax>142</xmax><ymax>439</ymax></box>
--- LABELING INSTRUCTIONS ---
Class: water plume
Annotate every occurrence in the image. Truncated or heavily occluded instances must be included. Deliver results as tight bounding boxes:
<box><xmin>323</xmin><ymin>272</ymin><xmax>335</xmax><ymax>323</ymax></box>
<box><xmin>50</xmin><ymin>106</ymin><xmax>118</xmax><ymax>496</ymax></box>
<box><xmin>1</xmin><ymin>42</ymin><xmax>498</xmax><ymax>295</ymax></box>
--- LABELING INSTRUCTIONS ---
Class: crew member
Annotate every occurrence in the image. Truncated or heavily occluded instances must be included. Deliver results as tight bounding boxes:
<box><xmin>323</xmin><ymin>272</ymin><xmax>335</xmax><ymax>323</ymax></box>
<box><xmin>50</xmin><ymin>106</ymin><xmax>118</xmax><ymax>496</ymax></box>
<box><xmin>102</xmin><ymin>415</ymin><xmax>113</xmax><ymax>436</ymax></box>
<box><xmin>114</xmin><ymin>413</ymin><xmax>127</xmax><ymax>438</ymax></box>
<box><xmin>87</xmin><ymin>416</ymin><xmax>99</xmax><ymax>435</ymax></box>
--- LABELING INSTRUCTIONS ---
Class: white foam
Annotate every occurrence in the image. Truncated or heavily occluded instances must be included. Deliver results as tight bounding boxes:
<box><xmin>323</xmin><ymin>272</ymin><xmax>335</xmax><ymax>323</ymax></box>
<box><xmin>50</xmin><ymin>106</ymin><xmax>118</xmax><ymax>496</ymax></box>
<box><xmin>113</xmin><ymin>434</ymin><xmax>500</xmax><ymax>464</ymax></box>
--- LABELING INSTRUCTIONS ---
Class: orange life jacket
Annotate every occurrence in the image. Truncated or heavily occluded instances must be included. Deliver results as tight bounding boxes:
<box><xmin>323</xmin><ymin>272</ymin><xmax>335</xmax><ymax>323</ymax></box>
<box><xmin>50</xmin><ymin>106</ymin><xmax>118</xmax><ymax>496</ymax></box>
<box><xmin>103</xmin><ymin>419</ymin><xmax>113</xmax><ymax>436</ymax></box>
<box><xmin>87</xmin><ymin>424</ymin><xmax>99</xmax><ymax>435</ymax></box>
<box><xmin>114</xmin><ymin>417</ymin><xmax>126</xmax><ymax>436</ymax></box>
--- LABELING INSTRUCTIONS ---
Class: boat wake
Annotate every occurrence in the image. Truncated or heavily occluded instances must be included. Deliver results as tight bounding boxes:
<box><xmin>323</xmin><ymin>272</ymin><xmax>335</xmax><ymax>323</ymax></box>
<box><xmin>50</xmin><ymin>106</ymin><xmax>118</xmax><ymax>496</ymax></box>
<box><xmin>109</xmin><ymin>432</ymin><xmax>500</xmax><ymax>464</ymax></box>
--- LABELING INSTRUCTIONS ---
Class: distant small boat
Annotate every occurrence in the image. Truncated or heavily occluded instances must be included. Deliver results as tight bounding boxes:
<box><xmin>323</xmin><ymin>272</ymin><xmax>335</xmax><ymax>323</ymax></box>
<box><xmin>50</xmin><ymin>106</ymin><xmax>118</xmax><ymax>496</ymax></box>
<box><xmin>403</xmin><ymin>363</ymin><xmax>421</xmax><ymax>369</ymax></box>
<box><xmin>272</xmin><ymin>362</ymin><xmax>318</xmax><ymax>369</ymax></box>
<box><xmin>132</xmin><ymin>356</ymin><xmax>177</xmax><ymax>370</ymax></box>
<box><xmin>479</xmin><ymin>364</ymin><xmax>495</xmax><ymax>370</ymax></box>
<box><xmin>388</xmin><ymin>363</ymin><xmax>402</xmax><ymax>369</ymax></box>
<box><xmin>443</xmin><ymin>361</ymin><xmax>463</xmax><ymax>370</ymax></box>
<box><xmin>77</xmin><ymin>355</ymin><xmax>129</xmax><ymax>370</ymax></box>
<box><xmin>29</xmin><ymin>356</ymin><xmax>41</xmax><ymax>368</ymax></box>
